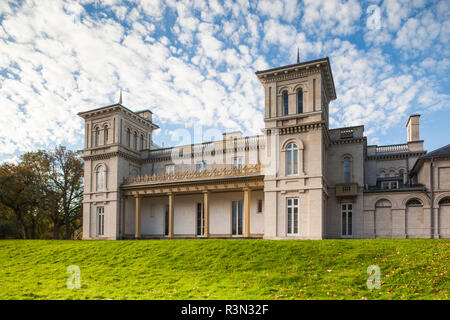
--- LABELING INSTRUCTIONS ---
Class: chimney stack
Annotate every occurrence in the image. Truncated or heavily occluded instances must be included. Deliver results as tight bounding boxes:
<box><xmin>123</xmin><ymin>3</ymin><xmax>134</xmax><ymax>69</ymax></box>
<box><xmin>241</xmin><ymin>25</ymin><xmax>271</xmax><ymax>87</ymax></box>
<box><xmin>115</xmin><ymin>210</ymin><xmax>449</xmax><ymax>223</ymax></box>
<box><xmin>406</xmin><ymin>114</ymin><xmax>420</xmax><ymax>142</ymax></box>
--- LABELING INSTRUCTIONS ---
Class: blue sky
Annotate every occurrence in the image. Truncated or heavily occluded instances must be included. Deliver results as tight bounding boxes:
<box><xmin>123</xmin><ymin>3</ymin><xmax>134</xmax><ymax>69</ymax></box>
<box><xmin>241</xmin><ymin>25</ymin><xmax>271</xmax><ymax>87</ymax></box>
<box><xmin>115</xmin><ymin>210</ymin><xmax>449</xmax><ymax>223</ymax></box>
<box><xmin>0</xmin><ymin>0</ymin><xmax>449</xmax><ymax>162</ymax></box>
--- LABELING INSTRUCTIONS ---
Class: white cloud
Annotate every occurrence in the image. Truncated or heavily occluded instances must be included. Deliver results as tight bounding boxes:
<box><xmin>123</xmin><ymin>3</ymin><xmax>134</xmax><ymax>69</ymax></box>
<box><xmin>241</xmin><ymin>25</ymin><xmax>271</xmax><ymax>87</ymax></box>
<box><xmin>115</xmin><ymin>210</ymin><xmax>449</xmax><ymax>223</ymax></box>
<box><xmin>0</xmin><ymin>0</ymin><xmax>448</xmax><ymax>161</ymax></box>
<box><xmin>257</xmin><ymin>0</ymin><xmax>299</xmax><ymax>22</ymax></box>
<box><xmin>301</xmin><ymin>0</ymin><xmax>362</xmax><ymax>36</ymax></box>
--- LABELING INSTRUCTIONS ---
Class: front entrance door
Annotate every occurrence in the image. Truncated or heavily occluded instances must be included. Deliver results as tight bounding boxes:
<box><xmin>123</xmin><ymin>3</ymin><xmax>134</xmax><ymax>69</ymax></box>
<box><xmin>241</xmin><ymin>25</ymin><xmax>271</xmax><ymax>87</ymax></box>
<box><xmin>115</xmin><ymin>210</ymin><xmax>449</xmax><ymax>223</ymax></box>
<box><xmin>231</xmin><ymin>200</ymin><xmax>243</xmax><ymax>236</ymax></box>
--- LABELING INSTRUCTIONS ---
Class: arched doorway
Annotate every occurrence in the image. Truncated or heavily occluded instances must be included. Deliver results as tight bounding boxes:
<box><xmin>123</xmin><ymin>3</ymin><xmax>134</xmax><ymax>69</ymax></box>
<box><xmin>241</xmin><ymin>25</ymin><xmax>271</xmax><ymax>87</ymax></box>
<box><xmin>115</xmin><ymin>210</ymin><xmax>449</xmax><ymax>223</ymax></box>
<box><xmin>375</xmin><ymin>199</ymin><xmax>392</xmax><ymax>238</ymax></box>
<box><xmin>406</xmin><ymin>198</ymin><xmax>424</xmax><ymax>238</ymax></box>
<box><xmin>438</xmin><ymin>197</ymin><xmax>450</xmax><ymax>238</ymax></box>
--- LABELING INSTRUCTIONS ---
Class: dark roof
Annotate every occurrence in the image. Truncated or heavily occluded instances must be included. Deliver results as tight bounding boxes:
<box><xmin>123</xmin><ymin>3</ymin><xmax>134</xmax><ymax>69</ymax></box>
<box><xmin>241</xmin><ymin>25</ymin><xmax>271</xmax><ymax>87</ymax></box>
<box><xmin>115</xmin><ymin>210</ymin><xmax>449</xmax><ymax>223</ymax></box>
<box><xmin>410</xmin><ymin>144</ymin><xmax>450</xmax><ymax>175</ymax></box>
<box><xmin>421</xmin><ymin>144</ymin><xmax>450</xmax><ymax>159</ymax></box>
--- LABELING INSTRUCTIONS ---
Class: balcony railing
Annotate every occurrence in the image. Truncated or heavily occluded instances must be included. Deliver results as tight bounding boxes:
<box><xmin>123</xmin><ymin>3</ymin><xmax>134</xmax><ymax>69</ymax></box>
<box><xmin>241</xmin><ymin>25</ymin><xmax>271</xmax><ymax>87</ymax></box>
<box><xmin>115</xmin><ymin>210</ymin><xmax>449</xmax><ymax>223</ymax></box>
<box><xmin>340</xmin><ymin>128</ymin><xmax>354</xmax><ymax>139</ymax></box>
<box><xmin>336</xmin><ymin>183</ymin><xmax>358</xmax><ymax>197</ymax></box>
<box><xmin>376</xmin><ymin>144</ymin><xmax>408</xmax><ymax>153</ymax></box>
<box><xmin>124</xmin><ymin>164</ymin><xmax>262</xmax><ymax>185</ymax></box>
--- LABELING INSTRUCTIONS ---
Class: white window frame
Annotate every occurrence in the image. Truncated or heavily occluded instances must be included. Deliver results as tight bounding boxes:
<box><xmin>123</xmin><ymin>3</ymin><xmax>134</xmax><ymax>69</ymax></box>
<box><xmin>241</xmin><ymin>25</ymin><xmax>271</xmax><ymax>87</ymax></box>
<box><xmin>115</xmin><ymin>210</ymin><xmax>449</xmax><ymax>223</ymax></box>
<box><xmin>97</xmin><ymin>207</ymin><xmax>105</xmax><ymax>236</ymax></box>
<box><xmin>231</xmin><ymin>200</ymin><xmax>243</xmax><ymax>237</ymax></box>
<box><xmin>381</xmin><ymin>181</ymin><xmax>398</xmax><ymax>190</ymax></box>
<box><xmin>286</xmin><ymin>198</ymin><xmax>299</xmax><ymax>236</ymax></box>
<box><xmin>341</xmin><ymin>203</ymin><xmax>353</xmax><ymax>238</ymax></box>
<box><xmin>285</xmin><ymin>143</ymin><xmax>299</xmax><ymax>176</ymax></box>
<box><xmin>96</xmin><ymin>165</ymin><xmax>106</xmax><ymax>191</ymax></box>
<box><xmin>165</xmin><ymin>164</ymin><xmax>175</xmax><ymax>175</ymax></box>
<box><xmin>232</xmin><ymin>157</ymin><xmax>242</xmax><ymax>169</ymax></box>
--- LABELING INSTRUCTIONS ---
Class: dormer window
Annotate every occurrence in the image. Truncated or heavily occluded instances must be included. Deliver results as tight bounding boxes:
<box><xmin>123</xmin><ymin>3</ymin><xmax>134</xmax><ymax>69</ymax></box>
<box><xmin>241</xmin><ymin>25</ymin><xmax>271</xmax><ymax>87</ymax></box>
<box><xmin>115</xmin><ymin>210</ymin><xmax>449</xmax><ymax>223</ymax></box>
<box><xmin>283</xmin><ymin>92</ymin><xmax>289</xmax><ymax>115</ymax></box>
<box><xmin>297</xmin><ymin>89</ymin><xmax>303</xmax><ymax>114</ymax></box>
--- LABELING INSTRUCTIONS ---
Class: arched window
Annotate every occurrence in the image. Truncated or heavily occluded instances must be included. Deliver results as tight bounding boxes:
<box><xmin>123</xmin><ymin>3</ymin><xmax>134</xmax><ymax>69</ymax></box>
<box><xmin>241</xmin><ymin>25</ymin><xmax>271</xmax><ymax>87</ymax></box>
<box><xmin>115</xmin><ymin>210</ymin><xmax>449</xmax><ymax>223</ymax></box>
<box><xmin>133</xmin><ymin>132</ymin><xmax>138</xmax><ymax>150</ymax></box>
<box><xmin>344</xmin><ymin>156</ymin><xmax>351</xmax><ymax>182</ymax></box>
<box><xmin>126</xmin><ymin>128</ymin><xmax>131</xmax><ymax>147</ymax></box>
<box><xmin>283</xmin><ymin>91</ymin><xmax>289</xmax><ymax>115</ymax></box>
<box><xmin>406</xmin><ymin>198</ymin><xmax>422</xmax><ymax>206</ymax></box>
<box><xmin>96</xmin><ymin>165</ymin><xmax>106</xmax><ymax>191</ymax></box>
<box><xmin>375</xmin><ymin>199</ymin><xmax>392</xmax><ymax>208</ymax></box>
<box><xmin>104</xmin><ymin>126</ymin><xmax>108</xmax><ymax>145</ymax></box>
<box><xmin>439</xmin><ymin>197</ymin><xmax>450</xmax><ymax>205</ymax></box>
<box><xmin>297</xmin><ymin>89</ymin><xmax>303</xmax><ymax>114</ymax></box>
<box><xmin>94</xmin><ymin>127</ymin><xmax>100</xmax><ymax>147</ymax></box>
<box><xmin>140</xmin><ymin>134</ymin><xmax>144</xmax><ymax>150</ymax></box>
<box><xmin>285</xmin><ymin>143</ymin><xmax>298</xmax><ymax>175</ymax></box>
<box><xmin>379</xmin><ymin>170</ymin><xmax>386</xmax><ymax>178</ymax></box>
<box><xmin>389</xmin><ymin>169</ymin><xmax>396</xmax><ymax>177</ymax></box>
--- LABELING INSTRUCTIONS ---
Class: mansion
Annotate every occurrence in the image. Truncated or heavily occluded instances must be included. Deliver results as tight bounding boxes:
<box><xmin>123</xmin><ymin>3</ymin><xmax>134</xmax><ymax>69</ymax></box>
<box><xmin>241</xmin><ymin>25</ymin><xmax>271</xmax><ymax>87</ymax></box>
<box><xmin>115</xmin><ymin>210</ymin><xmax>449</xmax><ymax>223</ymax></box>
<box><xmin>78</xmin><ymin>57</ymin><xmax>450</xmax><ymax>240</ymax></box>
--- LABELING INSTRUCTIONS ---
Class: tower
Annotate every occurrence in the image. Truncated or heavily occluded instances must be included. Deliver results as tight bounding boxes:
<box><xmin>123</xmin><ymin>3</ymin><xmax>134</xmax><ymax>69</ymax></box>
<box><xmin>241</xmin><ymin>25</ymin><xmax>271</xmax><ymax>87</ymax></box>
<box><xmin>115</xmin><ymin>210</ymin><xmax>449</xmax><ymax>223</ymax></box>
<box><xmin>78</xmin><ymin>102</ymin><xmax>158</xmax><ymax>239</ymax></box>
<box><xmin>255</xmin><ymin>57</ymin><xmax>336</xmax><ymax>239</ymax></box>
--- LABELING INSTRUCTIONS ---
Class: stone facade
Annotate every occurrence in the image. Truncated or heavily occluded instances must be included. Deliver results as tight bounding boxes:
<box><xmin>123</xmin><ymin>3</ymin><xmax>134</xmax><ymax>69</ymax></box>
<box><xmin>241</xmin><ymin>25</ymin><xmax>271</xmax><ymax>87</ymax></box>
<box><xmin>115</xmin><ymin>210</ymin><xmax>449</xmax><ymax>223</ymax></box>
<box><xmin>78</xmin><ymin>57</ymin><xmax>450</xmax><ymax>240</ymax></box>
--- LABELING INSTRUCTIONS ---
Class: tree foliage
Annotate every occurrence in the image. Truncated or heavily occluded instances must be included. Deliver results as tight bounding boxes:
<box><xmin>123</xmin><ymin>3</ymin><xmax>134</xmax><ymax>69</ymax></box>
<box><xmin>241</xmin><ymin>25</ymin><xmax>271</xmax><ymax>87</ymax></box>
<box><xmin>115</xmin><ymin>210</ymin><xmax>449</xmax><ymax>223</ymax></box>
<box><xmin>0</xmin><ymin>146</ymin><xmax>83</xmax><ymax>239</ymax></box>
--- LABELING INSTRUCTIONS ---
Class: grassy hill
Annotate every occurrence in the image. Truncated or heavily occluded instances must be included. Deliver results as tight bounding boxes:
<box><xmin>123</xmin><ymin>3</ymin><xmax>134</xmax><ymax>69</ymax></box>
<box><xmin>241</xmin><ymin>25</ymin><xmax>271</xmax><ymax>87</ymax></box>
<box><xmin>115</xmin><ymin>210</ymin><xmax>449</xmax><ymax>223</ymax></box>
<box><xmin>0</xmin><ymin>239</ymin><xmax>448</xmax><ymax>300</ymax></box>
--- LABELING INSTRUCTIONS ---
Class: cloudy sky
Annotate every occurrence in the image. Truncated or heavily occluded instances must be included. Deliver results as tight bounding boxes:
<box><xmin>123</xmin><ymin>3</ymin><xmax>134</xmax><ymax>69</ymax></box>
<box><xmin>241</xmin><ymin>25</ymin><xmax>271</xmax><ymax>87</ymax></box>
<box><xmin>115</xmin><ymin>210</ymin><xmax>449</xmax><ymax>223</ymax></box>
<box><xmin>0</xmin><ymin>0</ymin><xmax>449</xmax><ymax>162</ymax></box>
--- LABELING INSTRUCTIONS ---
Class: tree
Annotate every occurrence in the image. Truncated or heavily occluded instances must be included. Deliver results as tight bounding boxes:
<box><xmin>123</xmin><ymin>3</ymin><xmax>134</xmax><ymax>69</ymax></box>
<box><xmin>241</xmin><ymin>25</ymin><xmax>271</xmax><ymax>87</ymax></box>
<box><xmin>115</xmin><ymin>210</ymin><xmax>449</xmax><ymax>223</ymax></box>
<box><xmin>0</xmin><ymin>146</ymin><xmax>84</xmax><ymax>239</ymax></box>
<box><xmin>0</xmin><ymin>162</ymin><xmax>41</xmax><ymax>238</ymax></box>
<box><xmin>47</xmin><ymin>146</ymin><xmax>83</xmax><ymax>239</ymax></box>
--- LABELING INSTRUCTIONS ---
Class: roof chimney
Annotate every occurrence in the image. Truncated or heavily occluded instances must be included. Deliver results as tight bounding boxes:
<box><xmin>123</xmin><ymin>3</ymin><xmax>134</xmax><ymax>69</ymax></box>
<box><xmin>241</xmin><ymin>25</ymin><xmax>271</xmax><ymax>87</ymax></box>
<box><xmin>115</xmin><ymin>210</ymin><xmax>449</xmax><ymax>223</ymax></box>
<box><xmin>406</xmin><ymin>114</ymin><xmax>420</xmax><ymax>142</ymax></box>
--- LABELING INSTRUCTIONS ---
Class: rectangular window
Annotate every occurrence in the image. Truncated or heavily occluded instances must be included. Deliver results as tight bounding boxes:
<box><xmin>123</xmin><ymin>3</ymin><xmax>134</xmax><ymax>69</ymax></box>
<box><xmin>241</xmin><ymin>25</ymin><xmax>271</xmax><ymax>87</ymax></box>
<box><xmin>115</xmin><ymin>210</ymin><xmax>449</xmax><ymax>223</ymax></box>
<box><xmin>97</xmin><ymin>207</ymin><xmax>104</xmax><ymax>236</ymax></box>
<box><xmin>196</xmin><ymin>203</ymin><xmax>204</xmax><ymax>236</ymax></box>
<box><xmin>287</xmin><ymin>198</ymin><xmax>299</xmax><ymax>235</ymax></box>
<box><xmin>341</xmin><ymin>203</ymin><xmax>353</xmax><ymax>237</ymax></box>
<box><xmin>283</xmin><ymin>93</ymin><xmax>289</xmax><ymax>115</ymax></box>
<box><xmin>257</xmin><ymin>199</ymin><xmax>263</xmax><ymax>213</ymax></box>
<box><xmin>165</xmin><ymin>164</ymin><xmax>175</xmax><ymax>174</ymax></box>
<box><xmin>297</xmin><ymin>90</ymin><xmax>303</xmax><ymax>113</ymax></box>
<box><xmin>344</xmin><ymin>158</ymin><xmax>351</xmax><ymax>182</ymax></box>
<box><xmin>232</xmin><ymin>157</ymin><xmax>242</xmax><ymax>169</ymax></box>
<box><xmin>382</xmin><ymin>181</ymin><xmax>399</xmax><ymax>189</ymax></box>
<box><xmin>164</xmin><ymin>204</ymin><xmax>169</xmax><ymax>236</ymax></box>
<box><xmin>231</xmin><ymin>200</ymin><xmax>243</xmax><ymax>236</ymax></box>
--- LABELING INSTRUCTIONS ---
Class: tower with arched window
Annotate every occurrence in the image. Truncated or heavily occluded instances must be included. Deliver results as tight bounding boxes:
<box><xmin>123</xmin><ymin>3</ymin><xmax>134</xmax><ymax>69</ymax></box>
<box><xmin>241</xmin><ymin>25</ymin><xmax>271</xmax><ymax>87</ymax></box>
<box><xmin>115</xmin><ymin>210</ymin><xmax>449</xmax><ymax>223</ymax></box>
<box><xmin>78</xmin><ymin>103</ymin><xmax>159</xmax><ymax>239</ymax></box>
<box><xmin>256</xmin><ymin>57</ymin><xmax>336</xmax><ymax>239</ymax></box>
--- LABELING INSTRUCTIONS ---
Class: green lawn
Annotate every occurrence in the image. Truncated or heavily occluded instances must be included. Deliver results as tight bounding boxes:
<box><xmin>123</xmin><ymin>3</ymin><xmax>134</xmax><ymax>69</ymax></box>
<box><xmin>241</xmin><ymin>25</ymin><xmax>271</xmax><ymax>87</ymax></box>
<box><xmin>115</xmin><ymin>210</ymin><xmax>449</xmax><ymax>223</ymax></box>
<box><xmin>0</xmin><ymin>239</ymin><xmax>448</xmax><ymax>300</ymax></box>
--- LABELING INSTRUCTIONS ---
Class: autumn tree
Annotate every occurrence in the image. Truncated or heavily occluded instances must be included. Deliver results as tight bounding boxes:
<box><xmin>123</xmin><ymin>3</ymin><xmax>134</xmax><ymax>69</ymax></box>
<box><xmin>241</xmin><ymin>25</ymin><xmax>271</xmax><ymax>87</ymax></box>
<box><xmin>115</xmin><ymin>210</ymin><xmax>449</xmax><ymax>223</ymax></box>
<box><xmin>0</xmin><ymin>145</ymin><xmax>83</xmax><ymax>239</ymax></box>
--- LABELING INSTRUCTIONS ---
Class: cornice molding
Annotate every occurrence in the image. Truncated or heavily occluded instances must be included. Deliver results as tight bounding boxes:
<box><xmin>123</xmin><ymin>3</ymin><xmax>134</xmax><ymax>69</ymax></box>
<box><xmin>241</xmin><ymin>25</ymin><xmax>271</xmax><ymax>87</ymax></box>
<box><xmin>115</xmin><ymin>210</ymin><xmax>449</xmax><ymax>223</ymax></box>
<box><xmin>367</xmin><ymin>151</ymin><xmax>426</xmax><ymax>161</ymax></box>
<box><xmin>260</xmin><ymin>68</ymin><xmax>320</xmax><ymax>84</ymax></box>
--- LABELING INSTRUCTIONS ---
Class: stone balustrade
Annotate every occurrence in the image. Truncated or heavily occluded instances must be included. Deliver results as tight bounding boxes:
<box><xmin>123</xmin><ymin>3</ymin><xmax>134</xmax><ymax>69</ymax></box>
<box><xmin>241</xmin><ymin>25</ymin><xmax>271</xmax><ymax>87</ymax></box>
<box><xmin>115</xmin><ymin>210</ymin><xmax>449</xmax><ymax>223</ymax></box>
<box><xmin>124</xmin><ymin>164</ymin><xmax>262</xmax><ymax>185</ymax></box>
